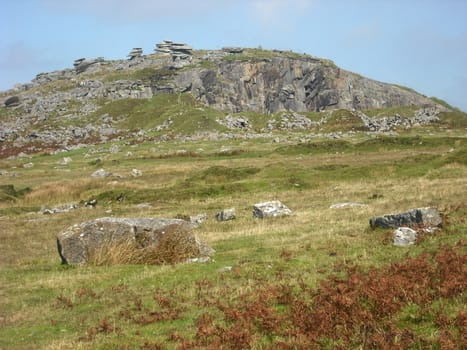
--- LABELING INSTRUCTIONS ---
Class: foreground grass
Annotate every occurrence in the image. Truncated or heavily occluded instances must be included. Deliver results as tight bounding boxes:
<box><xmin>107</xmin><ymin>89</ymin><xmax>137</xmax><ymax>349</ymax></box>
<box><xmin>0</xmin><ymin>134</ymin><xmax>466</xmax><ymax>349</ymax></box>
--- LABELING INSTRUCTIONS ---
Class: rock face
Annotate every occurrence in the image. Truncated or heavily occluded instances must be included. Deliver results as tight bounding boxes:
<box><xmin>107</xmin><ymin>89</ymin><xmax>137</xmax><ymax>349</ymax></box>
<box><xmin>393</xmin><ymin>227</ymin><xmax>418</xmax><ymax>247</ymax></box>
<box><xmin>253</xmin><ymin>200</ymin><xmax>292</xmax><ymax>218</ymax></box>
<box><xmin>370</xmin><ymin>207</ymin><xmax>442</xmax><ymax>229</ymax></box>
<box><xmin>56</xmin><ymin>217</ymin><xmax>214</xmax><ymax>265</ymax></box>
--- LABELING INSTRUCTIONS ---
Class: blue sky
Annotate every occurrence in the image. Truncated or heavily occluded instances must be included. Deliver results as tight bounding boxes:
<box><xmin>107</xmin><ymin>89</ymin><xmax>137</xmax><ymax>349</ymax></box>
<box><xmin>1</xmin><ymin>0</ymin><xmax>466</xmax><ymax>111</ymax></box>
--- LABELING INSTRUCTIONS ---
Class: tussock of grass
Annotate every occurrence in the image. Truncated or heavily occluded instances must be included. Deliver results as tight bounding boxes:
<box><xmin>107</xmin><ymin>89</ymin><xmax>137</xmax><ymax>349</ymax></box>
<box><xmin>87</xmin><ymin>224</ymin><xmax>200</xmax><ymax>266</ymax></box>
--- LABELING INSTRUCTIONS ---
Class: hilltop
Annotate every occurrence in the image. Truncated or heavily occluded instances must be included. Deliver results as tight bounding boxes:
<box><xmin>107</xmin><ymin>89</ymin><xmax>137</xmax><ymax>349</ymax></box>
<box><xmin>1</xmin><ymin>41</ymin><xmax>465</xmax><ymax>157</ymax></box>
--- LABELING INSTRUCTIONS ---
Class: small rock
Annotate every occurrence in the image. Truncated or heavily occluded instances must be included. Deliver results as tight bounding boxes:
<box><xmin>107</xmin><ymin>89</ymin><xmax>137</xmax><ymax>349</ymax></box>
<box><xmin>91</xmin><ymin>168</ymin><xmax>110</xmax><ymax>177</ymax></box>
<box><xmin>23</xmin><ymin>162</ymin><xmax>34</xmax><ymax>168</ymax></box>
<box><xmin>393</xmin><ymin>227</ymin><xmax>417</xmax><ymax>247</ymax></box>
<box><xmin>330</xmin><ymin>202</ymin><xmax>367</xmax><ymax>209</ymax></box>
<box><xmin>216</xmin><ymin>208</ymin><xmax>236</xmax><ymax>221</ymax></box>
<box><xmin>59</xmin><ymin>157</ymin><xmax>72</xmax><ymax>165</ymax></box>
<box><xmin>253</xmin><ymin>200</ymin><xmax>292</xmax><ymax>219</ymax></box>
<box><xmin>131</xmin><ymin>168</ymin><xmax>142</xmax><ymax>177</ymax></box>
<box><xmin>218</xmin><ymin>266</ymin><xmax>233</xmax><ymax>272</ymax></box>
<box><xmin>109</xmin><ymin>144</ymin><xmax>121</xmax><ymax>154</ymax></box>
<box><xmin>41</xmin><ymin>203</ymin><xmax>78</xmax><ymax>215</ymax></box>
<box><xmin>85</xmin><ymin>199</ymin><xmax>97</xmax><ymax>207</ymax></box>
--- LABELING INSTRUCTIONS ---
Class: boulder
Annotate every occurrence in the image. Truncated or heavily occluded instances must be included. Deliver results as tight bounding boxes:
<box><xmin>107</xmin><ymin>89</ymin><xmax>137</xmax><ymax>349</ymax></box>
<box><xmin>4</xmin><ymin>96</ymin><xmax>20</xmax><ymax>107</ymax></box>
<box><xmin>253</xmin><ymin>200</ymin><xmax>292</xmax><ymax>219</ymax></box>
<box><xmin>370</xmin><ymin>207</ymin><xmax>442</xmax><ymax>229</ymax></box>
<box><xmin>393</xmin><ymin>227</ymin><xmax>418</xmax><ymax>247</ymax></box>
<box><xmin>216</xmin><ymin>208</ymin><xmax>236</xmax><ymax>221</ymax></box>
<box><xmin>56</xmin><ymin>217</ymin><xmax>214</xmax><ymax>265</ymax></box>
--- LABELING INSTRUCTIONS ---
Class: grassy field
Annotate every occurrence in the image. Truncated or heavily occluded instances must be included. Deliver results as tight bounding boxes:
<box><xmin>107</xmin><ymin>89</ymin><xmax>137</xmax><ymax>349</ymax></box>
<box><xmin>0</xmin><ymin>132</ymin><xmax>466</xmax><ymax>349</ymax></box>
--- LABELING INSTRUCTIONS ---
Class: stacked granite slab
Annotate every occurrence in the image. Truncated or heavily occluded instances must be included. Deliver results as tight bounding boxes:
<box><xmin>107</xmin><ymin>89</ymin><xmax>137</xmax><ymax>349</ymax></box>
<box><xmin>127</xmin><ymin>48</ymin><xmax>143</xmax><ymax>60</ymax></box>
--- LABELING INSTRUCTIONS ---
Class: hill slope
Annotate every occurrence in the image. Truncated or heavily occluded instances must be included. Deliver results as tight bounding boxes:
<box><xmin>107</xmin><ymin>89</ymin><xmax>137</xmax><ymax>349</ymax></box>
<box><xmin>0</xmin><ymin>44</ymin><xmax>465</xmax><ymax>157</ymax></box>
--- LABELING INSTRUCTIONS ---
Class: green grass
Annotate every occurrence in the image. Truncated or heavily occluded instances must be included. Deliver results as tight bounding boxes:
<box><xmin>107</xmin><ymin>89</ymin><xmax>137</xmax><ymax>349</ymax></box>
<box><xmin>0</xmin><ymin>132</ymin><xmax>466</xmax><ymax>349</ymax></box>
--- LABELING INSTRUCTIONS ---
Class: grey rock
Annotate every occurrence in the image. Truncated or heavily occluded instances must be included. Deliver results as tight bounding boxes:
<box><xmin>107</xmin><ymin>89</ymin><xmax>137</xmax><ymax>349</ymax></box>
<box><xmin>222</xmin><ymin>47</ymin><xmax>244</xmax><ymax>54</ymax></box>
<box><xmin>330</xmin><ymin>202</ymin><xmax>367</xmax><ymax>209</ymax></box>
<box><xmin>23</xmin><ymin>162</ymin><xmax>34</xmax><ymax>168</ymax></box>
<box><xmin>189</xmin><ymin>213</ymin><xmax>208</xmax><ymax>227</ymax></box>
<box><xmin>131</xmin><ymin>168</ymin><xmax>142</xmax><ymax>177</ymax></box>
<box><xmin>253</xmin><ymin>200</ymin><xmax>292</xmax><ymax>218</ymax></box>
<box><xmin>370</xmin><ymin>207</ymin><xmax>442</xmax><ymax>229</ymax></box>
<box><xmin>216</xmin><ymin>208</ymin><xmax>236</xmax><ymax>221</ymax></box>
<box><xmin>41</xmin><ymin>203</ymin><xmax>78</xmax><ymax>215</ymax></box>
<box><xmin>58</xmin><ymin>157</ymin><xmax>72</xmax><ymax>165</ymax></box>
<box><xmin>4</xmin><ymin>96</ymin><xmax>20</xmax><ymax>107</ymax></box>
<box><xmin>393</xmin><ymin>227</ymin><xmax>417</xmax><ymax>247</ymax></box>
<box><xmin>74</xmin><ymin>57</ymin><xmax>104</xmax><ymax>74</ymax></box>
<box><xmin>176</xmin><ymin>213</ymin><xmax>208</xmax><ymax>228</ymax></box>
<box><xmin>91</xmin><ymin>168</ymin><xmax>110</xmax><ymax>177</ymax></box>
<box><xmin>56</xmin><ymin>217</ymin><xmax>214</xmax><ymax>265</ymax></box>
<box><xmin>109</xmin><ymin>144</ymin><xmax>121</xmax><ymax>153</ymax></box>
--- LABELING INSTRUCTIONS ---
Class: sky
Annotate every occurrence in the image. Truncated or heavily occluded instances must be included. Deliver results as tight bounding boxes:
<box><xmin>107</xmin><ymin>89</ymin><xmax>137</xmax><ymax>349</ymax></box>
<box><xmin>1</xmin><ymin>0</ymin><xmax>466</xmax><ymax>111</ymax></box>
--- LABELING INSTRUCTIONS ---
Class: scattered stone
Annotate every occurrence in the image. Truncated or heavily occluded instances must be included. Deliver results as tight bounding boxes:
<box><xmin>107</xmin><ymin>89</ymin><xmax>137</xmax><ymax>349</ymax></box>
<box><xmin>4</xmin><ymin>96</ymin><xmax>20</xmax><ymax>107</ymax></box>
<box><xmin>218</xmin><ymin>266</ymin><xmax>233</xmax><ymax>272</ymax></box>
<box><xmin>131</xmin><ymin>168</ymin><xmax>142</xmax><ymax>177</ymax></box>
<box><xmin>330</xmin><ymin>202</ymin><xmax>367</xmax><ymax>209</ymax></box>
<box><xmin>176</xmin><ymin>213</ymin><xmax>208</xmax><ymax>228</ymax></box>
<box><xmin>109</xmin><ymin>144</ymin><xmax>121</xmax><ymax>153</ymax></box>
<box><xmin>370</xmin><ymin>207</ymin><xmax>442</xmax><ymax>229</ymax></box>
<box><xmin>187</xmin><ymin>256</ymin><xmax>211</xmax><ymax>263</ymax></box>
<box><xmin>56</xmin><ymin>217</ymin><xmax>215</xmax><ymax>265</ymax></box>
<box><xmin>216</xmin><ymin>208</ymin><xmax>236</xmax><ymax>221</ymax></box>
<box><xmin>23</xmin><ymin>162</ymin><xmax>34</xmax><ymax>168</ymax></box>
<box><xmin>253</xmin><ymin>200</ymin><xmax>292</xmax><ymax>219</ymax></box>
<box><xmin>91</xmin><ymin>168</ymin><xmax>110</xmax><ymax>177</ymax></box>
<box><xmin>41</xmin><ymin>203</ymin><xmax>78</xmax><ymax>215</ymax></box>
<box><xmin>58</xmin><ymin>157</ymin><xmax>72</xmax><ymax>165</ymax></box>
<box><xmin>216</xmin><ymin>115</ymin><xmax>250</xmax><ymax>129</ymax></box>
<box><xmin>135</xmin><ymin>203</ymin><xmax>152</xmax><ymax>209</ymax></box>
<box><xmin>393</xmin><ymin>227</ymin><xmax>417</xmax><ymax>247</ymax></box>
<box><xmin>85</xmin><ymin>199</ymin><xmax>97</xmax><ymax>207</ymax></box>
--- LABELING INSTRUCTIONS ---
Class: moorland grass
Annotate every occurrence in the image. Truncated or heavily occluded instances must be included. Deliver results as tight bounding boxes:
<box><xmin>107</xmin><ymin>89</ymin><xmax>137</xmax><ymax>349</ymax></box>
<box><xmin>0</xmin><ymin>133</ymin><xmax>466</xmax><ymax>349</ymax></box>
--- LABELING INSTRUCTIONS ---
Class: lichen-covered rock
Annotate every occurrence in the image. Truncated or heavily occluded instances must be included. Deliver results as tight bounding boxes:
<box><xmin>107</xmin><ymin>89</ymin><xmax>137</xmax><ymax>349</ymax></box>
<box><xmin>370</xmin><ymin>207</ymin><xmax>442</xmax><ymax>229</ymax></box>
<box><xmin>56</xmin><ymin>217</ymin><xmax>214</xmax><ymax>265</ymax></box>
<box><xmin>253</xmin><ymin>200</ymin><xmax>292</xmax><ymax>219</ymax></box>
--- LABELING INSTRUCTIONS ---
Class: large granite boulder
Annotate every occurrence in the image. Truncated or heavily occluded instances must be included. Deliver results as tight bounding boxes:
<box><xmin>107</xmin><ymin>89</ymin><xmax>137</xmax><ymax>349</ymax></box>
<box><xmin>253</xmin><ymin>200</ymin><xmax>292</xmax><ymax>219</ymax></box>
<box><xmin>57</xmin><ymin>217</ymin><xmax>214</xmax><ymax>265</ymax></box>
<box><xmin>370</xmin><ymin>207</ymin><xmax>442</xmax><ymax>229</ymax></box>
